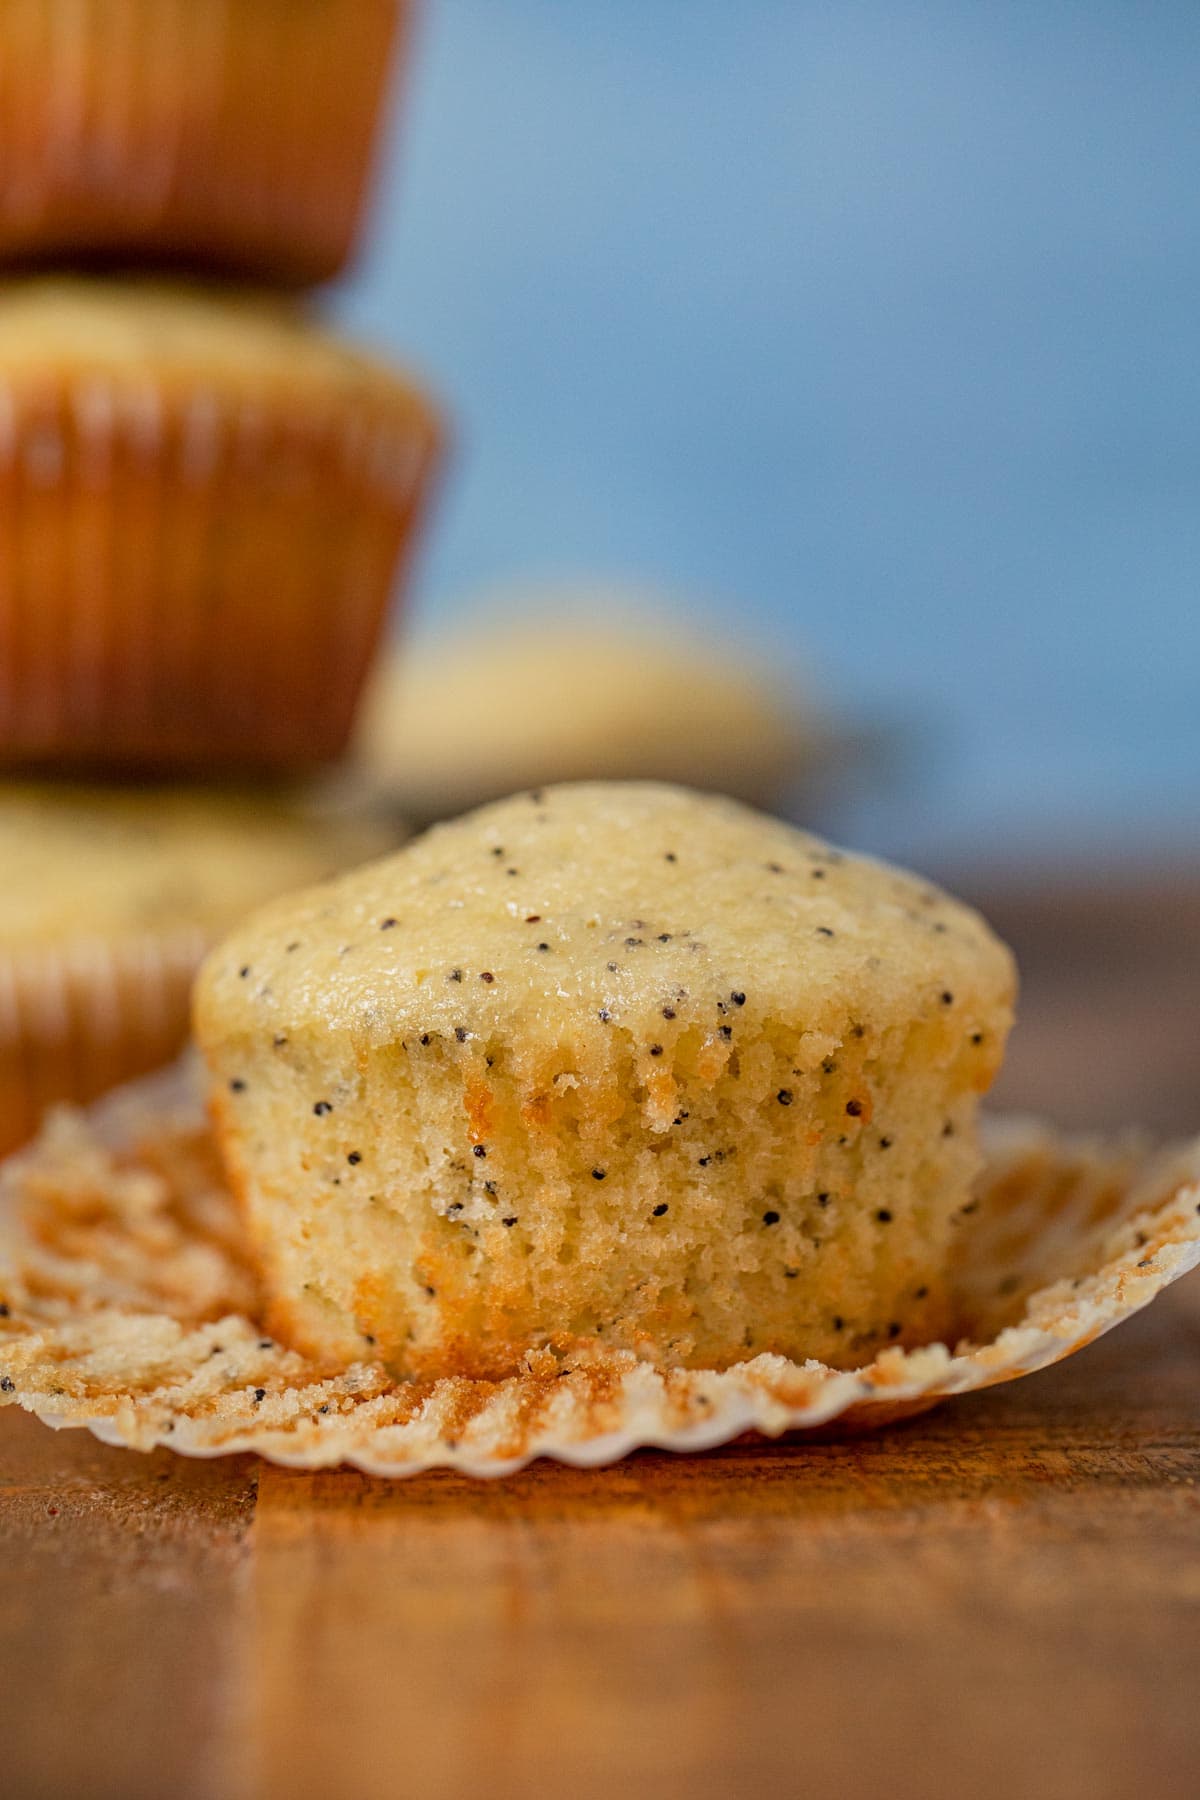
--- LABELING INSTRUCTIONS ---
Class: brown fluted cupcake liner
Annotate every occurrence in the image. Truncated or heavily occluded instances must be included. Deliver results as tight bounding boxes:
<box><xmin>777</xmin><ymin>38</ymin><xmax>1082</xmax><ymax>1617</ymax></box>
<box><xmin>0</xmin><ymin>363</ymin><xmax>442</xmax><ymax>772</ymax></box>
<box><xmin>0</xmin><ymin>777</ymin><xmax>403</xmax><ymax>1152</ymax></box>
<box><xmin>0</xmin><ymin>0</ymin><xmax>407</xmax><ymax>284</ymax></box>
<box><xmin>0</xmin><ymin>930</ymin><xmax>205</xmax><ymax>1154</ymax></box>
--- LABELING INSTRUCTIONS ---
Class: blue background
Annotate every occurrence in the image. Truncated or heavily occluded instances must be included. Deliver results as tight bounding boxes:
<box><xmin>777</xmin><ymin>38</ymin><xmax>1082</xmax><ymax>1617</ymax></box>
<box><xmin>336</xmin><ymin>0</ymin><xmax>1199</xmax><ymax>865</ymax></box>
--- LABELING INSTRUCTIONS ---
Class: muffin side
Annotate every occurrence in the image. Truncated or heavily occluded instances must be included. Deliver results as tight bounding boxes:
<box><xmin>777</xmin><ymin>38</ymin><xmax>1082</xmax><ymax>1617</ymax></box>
<box><xmin>0</xmin><ymin>281</ymin><xmax>443</xmax><ymax>773</ymax></box>
<box><xmin>0</xmin><ymin>784</ymin><xmax>396</xmax><ymax>1151</ymax></box>
<box><xmin>0</xmin><ymin>0</ymin><xmax>405</xmax><ymax>283</ymax></box>
<box><xmin>196</xmin><ymin>783</ymin><xmax>1016</xmax><ymax>1378</ymax></box>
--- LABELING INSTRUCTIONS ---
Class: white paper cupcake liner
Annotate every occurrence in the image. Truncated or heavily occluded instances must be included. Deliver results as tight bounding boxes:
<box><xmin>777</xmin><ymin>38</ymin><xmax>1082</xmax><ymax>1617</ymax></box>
<box><xmin>2</xmin><ymin>1060</ymin><xmax>1198</xmax><ymax>1479</ymax></box>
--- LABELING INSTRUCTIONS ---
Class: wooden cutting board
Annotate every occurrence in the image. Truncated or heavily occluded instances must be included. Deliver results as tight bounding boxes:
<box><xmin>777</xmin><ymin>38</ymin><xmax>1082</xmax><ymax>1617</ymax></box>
<box><xmin>3</xmin><ymin>871</ymin><xmax>1199</xmax><ymax>1800</ymax></box>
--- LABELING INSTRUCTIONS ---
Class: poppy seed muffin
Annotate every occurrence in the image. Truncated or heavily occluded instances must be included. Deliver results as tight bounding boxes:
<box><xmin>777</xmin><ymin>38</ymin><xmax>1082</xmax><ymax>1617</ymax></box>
<box><xmin>195</xmin><ymin>783</ymin><xmax>1016</xmax><ymax>1379</ymax></box>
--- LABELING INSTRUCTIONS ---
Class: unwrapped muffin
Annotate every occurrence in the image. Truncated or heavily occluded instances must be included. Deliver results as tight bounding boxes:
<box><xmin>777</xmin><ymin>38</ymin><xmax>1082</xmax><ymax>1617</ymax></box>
<box><xmin>0</xmin><ymin>279</ymin><xmax>442</xmax><ymax>773</ymax></box>
<box><xmin>0</xmin><ymin>782</ymin><xmax>396</xmax><ymax>1153</ymax></box>
<box><xmin>356</xmin><ymin>604</ymin><xmax>813</xmax><ymax>819</ymax></box>
<box><xmin>0</xmin><ymin>0</ymin><xmax>406</xmax><ymax>284</ymax></box>
<box><xmin>196</xmin><ymin>782</ymin><xmax>1016</xmax><ymax>1379</ymax></box>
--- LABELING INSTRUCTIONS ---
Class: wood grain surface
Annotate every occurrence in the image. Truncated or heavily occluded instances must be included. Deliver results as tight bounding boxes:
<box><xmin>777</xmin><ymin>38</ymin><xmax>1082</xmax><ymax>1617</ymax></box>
<box><xmin>3</xmin><ymin>873</ymin><xmax>1199</xmax><ymax>1800</ymax></box>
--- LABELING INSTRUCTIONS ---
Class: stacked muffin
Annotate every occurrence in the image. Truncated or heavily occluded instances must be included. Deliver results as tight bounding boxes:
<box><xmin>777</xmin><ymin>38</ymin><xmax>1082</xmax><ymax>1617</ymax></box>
<box><xmin>0</xmin><ymin>0</ymin><xmax>443</xmax><ymax>1150</ymax></box>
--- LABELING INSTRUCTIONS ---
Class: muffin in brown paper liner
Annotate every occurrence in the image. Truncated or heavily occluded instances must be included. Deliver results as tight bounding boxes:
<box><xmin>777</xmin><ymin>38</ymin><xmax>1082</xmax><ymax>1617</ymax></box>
<box><xmin>0</xmin><ymin>0</ymin><xmax>407</xmax><ymax>285</ymax></box>
<box><xmin>0</xmin><ymin>278</ymin><xmax>443</xmax><ymax>774</ymax></box>
<box><xmin>0</xmin><ymin>784</ymin><xmax>399</xmax><ymax>1155</ymax></box>
<box><xmin>1</xmin><ymin>1061</ymin><xmax>1196</xmax><ymax>1479</ymax></box>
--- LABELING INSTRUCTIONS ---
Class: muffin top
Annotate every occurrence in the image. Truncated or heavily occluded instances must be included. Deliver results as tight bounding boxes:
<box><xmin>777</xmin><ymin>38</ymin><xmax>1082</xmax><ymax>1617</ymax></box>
<box><xmin>198</xmin><ymin>782</ymin><xmax>1015</xmax><ymax>1055</ymax></box>
<box><xmin>356</xmin><ymin>606</ymin><xmax>813</xmax><ymax>818</ymax></box>
<box><xmin>0</xmin><ymin>279</ymin><xmax>436</xmax><ymax>411</ymax></box>
<box><xmin>0</xmin><ymin>785</ymin><xmax>395</xmax><ymax>950</ymax></box>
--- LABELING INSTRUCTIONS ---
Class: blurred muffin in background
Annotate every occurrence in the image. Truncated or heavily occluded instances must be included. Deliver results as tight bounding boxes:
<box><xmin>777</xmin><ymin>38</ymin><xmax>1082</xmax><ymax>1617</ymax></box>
<box><xmin>0</xmin><ymin>0</ymin><xmax>407</xmax><ymax>284</ymax></box>
<box><xmin>0</xmin><ymin>278</ymin><xmax>443</xmax><ymax>775</ymax></box>
<box><xmin>0</xmin><ymin>782</ymin><xmax>399</xmax><ymax>1153</ymax></box>
<box><xmin>355</xmin><ymin>593</ymin><xmax>817</xmax><ymax>821</ymax></box>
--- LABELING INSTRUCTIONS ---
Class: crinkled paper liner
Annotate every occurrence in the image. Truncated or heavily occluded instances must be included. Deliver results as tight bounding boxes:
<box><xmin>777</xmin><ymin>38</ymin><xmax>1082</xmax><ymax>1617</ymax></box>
<box><xmin>2</xmin><ymin>1062</ymin><xmax>1198</xmax><ymax>1479</ymax></box>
